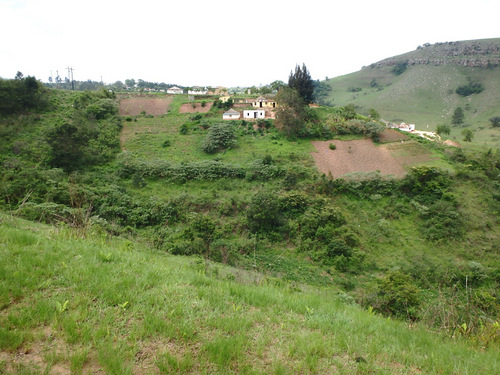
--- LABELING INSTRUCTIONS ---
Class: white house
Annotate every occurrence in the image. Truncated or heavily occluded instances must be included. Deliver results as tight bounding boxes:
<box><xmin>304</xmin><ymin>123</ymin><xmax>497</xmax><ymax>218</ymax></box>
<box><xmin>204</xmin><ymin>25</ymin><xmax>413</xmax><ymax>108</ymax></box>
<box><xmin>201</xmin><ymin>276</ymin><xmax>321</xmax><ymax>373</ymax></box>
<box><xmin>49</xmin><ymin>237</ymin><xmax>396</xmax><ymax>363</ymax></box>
<box><xmin>223</xmin><ymin>109</ymin><xmax>240</xmax><ymax>120</ymax></box>
<box><xmin>398</xmin><ymin>122</ymin><xmax>416</xmax><ymax>132</ymax></box>
<box><xmin>243</xmin><ymin>109</ymin><xmax>265</xmax><ymax>119</ymax></box>
<box><xmin>188</xmin><ymin>87</ymin><xmax>208</xmax><ymax>95</ymax></box>
<box><xmin>167</xmin><ymin>86</ymin><xmax>183</xmax><ymax>94</ymax></box>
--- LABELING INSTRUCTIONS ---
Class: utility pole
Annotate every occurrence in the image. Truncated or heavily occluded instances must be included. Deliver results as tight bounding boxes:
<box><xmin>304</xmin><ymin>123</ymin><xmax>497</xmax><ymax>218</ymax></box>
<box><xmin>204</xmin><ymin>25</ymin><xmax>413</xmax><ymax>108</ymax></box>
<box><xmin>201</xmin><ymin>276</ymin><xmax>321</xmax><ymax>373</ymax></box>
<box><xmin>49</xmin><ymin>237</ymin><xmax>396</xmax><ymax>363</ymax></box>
<box><xmin>67</xmin><ymin>66</ymin><xmax>75</xmax><ymax>90</ymax></box>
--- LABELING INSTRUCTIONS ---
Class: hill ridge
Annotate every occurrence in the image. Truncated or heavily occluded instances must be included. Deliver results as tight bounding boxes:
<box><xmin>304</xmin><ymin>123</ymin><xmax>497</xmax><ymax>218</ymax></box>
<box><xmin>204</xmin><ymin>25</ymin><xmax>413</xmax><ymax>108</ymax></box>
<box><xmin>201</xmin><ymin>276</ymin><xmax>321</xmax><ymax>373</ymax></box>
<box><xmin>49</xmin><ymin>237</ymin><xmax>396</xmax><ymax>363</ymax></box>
<box><xmin>369</xmin><ymin>38</ymin><xmax>500</xmax><ymax>68</ymax></box>
<box><xmin>323</xmin><ymin>38</ymin><xmax>500</xmax><ymax>147</ymax></box>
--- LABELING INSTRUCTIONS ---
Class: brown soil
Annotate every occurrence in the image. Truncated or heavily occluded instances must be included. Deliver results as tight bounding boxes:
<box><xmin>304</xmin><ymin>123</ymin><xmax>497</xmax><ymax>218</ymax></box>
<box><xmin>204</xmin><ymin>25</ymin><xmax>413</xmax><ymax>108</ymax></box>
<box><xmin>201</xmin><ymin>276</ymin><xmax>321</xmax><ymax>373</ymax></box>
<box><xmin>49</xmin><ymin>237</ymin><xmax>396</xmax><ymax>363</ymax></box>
<box><xmin>119</xmin><ymin>98</ymin><xmax>173</xmax><ymax>116</ymax></box>
<box><xmin>179</xmin><ymin>102</ymin><xmax>213</xmax><ymax>113</ymax></box>
<box><xmin>311</xmin><ymin>139</ymin><xmax>407</xmax><ymax>178</ymax></box>
<box><xmin>378</xmin><ymin>128</ymin><xmax>409</xmax><ymax>143</ymax></box>
<box><xmin>443</xmin><ymin>140</ymin><xmax>461</xmax><ymax>147</ymax></box>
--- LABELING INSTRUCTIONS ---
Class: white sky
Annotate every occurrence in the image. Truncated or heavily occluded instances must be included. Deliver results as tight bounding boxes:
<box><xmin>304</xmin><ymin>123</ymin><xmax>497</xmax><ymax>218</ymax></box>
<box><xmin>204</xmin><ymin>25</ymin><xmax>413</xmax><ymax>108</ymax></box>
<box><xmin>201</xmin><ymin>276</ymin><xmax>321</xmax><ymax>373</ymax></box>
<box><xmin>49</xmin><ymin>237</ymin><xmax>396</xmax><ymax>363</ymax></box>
<box><xmin>1</xmin><ymin>0</ymin><xmax>499</xmax><ymax>87</ymax></box>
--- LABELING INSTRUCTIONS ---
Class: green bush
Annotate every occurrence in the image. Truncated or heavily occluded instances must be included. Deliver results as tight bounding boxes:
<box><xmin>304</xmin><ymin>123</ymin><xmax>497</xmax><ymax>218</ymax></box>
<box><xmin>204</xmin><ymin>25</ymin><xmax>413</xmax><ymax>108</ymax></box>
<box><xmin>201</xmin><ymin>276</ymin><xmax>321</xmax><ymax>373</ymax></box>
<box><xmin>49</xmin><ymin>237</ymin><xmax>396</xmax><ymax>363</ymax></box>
<box><xmin>421</xmin><ymin>200</ymin><xmax>463</xmax><ymax>242</ymax></box>
<box><xmin>299</xmin><ymin>206</ymin><xmax>346</xmax><ymax>240</ymax></box>
<box><xmin>246</xmin><ymin>190</ymin><xmax>283</xmax><ymax>234</ymax></box>
<box><xmin>400</xmin><ymin>166</ymin><xmax>452</xmax><ymax>203</ymax></box>
<box><xmin>245</xmin><ymin>158</ymin><xmax>284</xmax><ymax>181</ymax></box>
<box><xmin>0</xmin><ymin>76</ymin><xmax>47</xmax><ymax>115</ymax></box>
<box><xmin>279</xmin><ymin>191</ymin><xmax>310</xmax><ymax>215</ymax></box>
<box><xmin>179</xmin><ymin>123</ymin><xmax>189</xmax><ymax>134</ymax></box>
<box><xmin>201</xmin><ymin>122</ymin><xmax>237</xmax><ymax>153</ymax></box>
<box><xmin>371</xmin><ymin>270</ymin><xmax>421</xmax><ymax>320</ymax></box>
<box><xmin>456</xmin><ymin>82</ymin><xmax>484</xmax><ymax>96</ymax></box>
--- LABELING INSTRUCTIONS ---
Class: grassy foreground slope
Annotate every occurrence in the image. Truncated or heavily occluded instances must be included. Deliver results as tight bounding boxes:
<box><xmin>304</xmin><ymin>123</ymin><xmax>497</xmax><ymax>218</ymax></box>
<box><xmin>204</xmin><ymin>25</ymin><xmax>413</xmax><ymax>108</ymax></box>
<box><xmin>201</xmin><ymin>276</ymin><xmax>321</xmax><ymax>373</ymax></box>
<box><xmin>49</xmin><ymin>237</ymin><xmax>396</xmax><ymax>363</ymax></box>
<box><xmin>1</xmin><ymin>214</ymin><xmax>499</xmax><ymax>375</ymax></box>
<box><xmin>321</xmin><ymin>38</ymin><xmax>500</xmax><ymax>148</ymax></box>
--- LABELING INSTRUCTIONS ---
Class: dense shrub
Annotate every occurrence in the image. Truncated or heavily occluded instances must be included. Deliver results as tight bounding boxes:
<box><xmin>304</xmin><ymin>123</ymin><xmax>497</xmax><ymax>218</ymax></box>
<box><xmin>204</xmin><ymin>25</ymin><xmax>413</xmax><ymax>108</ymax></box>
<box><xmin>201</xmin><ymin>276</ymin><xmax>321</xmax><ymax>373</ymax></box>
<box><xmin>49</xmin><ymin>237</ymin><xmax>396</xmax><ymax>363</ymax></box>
<box><xmin>371</xmin><ymin>270</ymin><xmax>421</xmax><ymax>320</ymax></box>
<box><xmin>245</xmin><ymin>158</ymin><xmax>284</xmax><ymax>181</ymax></box>
<box><xmin>420</xmin><ymin>200</ymin><xmax>463</xmax><ymax>242</ymax></box>
<box><xmin>322</xmin><ymin>173</ymin><xmax>398</xmax><ymax>198</ymax></box>
<box><xmin>299</xmin><ymin>206</ymin><xmax>346</xmax><ymax>240</ymax></box>
<box><xmin>330</xmin><ymin>119</ymin><xmax>385</xmax><ymax>140</ymax></box>
<box><xmin>0</xmin><ymin>75</ymin><xmax>47</xmax><ymax>115</ymax></box>
<box><xmin>118</xmin><ymin>157</ymin><xmax>246</xmax><ymax>181</ymax></box>
<box><xmin>246</xmin><ymin>190</ymin><xmax>283</xmax><ymax>234</ymax></box>
<box><xmin>400</xmin><ymin>166</ymin><xmax>452</xmax><ymax>202</ymax></box>
<box><xmin>201</xmin><ymin>122</ymin><xmax>237</xmax><ymax>153</ymax></box>
<box><xmin>45</xmin><ymin>117</ymin><xmax>122</xmax><ymax>172</ymax></box>
<box><xmin>456</xmin><ymin>82</ymin><xmax>484</xmax><ymax>96</ymax></box>
<box><xmin>279</xmin><ymin>190</ymin><xmax>311</xmax><ymax>215</ymax></box>
<box><xmin>84</xmin><ymin>99</ymin><xmax>118</xmax><ymax>120</ymax></box>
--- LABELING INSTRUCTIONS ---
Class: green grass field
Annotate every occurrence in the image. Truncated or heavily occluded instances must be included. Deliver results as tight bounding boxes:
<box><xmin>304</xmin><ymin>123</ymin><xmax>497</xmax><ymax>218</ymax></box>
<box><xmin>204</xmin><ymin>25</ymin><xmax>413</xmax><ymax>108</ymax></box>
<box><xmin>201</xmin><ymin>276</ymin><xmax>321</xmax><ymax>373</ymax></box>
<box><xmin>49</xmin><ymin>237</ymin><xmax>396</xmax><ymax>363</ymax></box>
<box><xmin>1</xmin><ymin>214</ymin><xmax>498</xmax><ymax>374</ymax></box>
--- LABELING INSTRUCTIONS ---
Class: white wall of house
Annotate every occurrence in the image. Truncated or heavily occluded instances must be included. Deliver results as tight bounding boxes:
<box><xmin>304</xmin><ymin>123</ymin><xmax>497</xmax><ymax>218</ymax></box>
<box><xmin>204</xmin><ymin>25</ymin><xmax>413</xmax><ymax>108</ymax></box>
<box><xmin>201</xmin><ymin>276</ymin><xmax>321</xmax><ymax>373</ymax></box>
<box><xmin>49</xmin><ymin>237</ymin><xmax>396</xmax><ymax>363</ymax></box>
<box><xmin>167</xmin><ymin>87</ymin><xmax>183</xmax><ymax>94</ymax></box>
<box><xmin>243</xmin><ymin>109</ymin><xmax>265</xmax><ymax>119</ymax></box>
<box><xmin>188</xmin><ymin>90</ymin><xmax>208</xmax><ymax>95</ymax></box>
<box><xmin>223</xmin><ymin>110</ymin><xmax>240</xmax><ymax>120</ymax></box>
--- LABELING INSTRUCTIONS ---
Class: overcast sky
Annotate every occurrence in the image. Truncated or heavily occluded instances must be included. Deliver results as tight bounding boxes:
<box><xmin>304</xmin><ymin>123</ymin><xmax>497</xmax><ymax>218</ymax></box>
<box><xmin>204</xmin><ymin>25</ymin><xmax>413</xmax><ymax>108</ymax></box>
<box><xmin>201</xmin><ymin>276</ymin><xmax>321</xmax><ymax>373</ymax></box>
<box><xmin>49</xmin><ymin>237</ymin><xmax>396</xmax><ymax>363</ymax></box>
<box><xmin>1</xmin><ymin>0</ymin><xmax>499</xmax><ymax>87</ymax></box>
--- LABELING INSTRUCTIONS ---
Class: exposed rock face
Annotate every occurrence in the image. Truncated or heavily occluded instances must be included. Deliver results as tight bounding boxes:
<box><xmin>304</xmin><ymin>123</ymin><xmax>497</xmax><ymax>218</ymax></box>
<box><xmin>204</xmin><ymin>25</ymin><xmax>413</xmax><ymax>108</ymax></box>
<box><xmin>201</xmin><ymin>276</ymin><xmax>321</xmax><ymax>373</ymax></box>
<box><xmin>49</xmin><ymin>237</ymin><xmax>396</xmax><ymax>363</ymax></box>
<box><xmin>368</xmin><ymin>39</ymin><xmax>500</xmax><ymax>69</ymax></box>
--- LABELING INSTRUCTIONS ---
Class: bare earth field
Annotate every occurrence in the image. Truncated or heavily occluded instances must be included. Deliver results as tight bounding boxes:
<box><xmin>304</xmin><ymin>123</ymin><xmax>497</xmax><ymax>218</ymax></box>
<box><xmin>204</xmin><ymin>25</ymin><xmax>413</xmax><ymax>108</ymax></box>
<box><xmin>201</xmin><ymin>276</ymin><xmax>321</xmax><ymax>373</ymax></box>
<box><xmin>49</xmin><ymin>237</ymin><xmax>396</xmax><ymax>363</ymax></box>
<box><xmin>179</xmin><ymin>102</ymin><xmax>213</xmax><ymax>113</ymax></box>
<box><xmin>378</xmin><ymin>128</ymin><xmax>409</xmax><ymax>143</ymax></box>
<box><xmin>119</xmin><ymin>98</ymin><xmax>173</xmax><ymax>116</ymax></box>
<box><xmin>311</xmin><ymin>138</ymin><xmax>407</xmax><ymax>178</ymax></box>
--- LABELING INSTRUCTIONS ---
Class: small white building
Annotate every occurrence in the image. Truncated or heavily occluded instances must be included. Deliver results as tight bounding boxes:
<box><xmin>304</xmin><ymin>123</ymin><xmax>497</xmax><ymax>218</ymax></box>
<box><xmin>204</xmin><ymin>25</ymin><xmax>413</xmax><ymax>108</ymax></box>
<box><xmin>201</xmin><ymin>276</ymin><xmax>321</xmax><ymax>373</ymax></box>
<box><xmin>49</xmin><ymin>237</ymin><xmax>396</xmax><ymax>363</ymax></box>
<box><xmin>243</xmin><ymin>109</ymin><xmax>265</xmax><ymax>119</ymax></box>
<box><xmin>398</xmin><ymin>122</ymin><xmax>416</xmax><ymax>132</ymax></box>
<box><xmin>188</xmin><ymin>87</ymin><xmax>208</xmax><ymax>95</ymax></box>
<box><xmin>223</xmin><ymin>109</ymin><xmax>240</xmax><ymax>120</ymax></box>
<box><xmin>167</xmin><ymin>86</ymin><xmax>183</xmax><ymax>94</ymax></box>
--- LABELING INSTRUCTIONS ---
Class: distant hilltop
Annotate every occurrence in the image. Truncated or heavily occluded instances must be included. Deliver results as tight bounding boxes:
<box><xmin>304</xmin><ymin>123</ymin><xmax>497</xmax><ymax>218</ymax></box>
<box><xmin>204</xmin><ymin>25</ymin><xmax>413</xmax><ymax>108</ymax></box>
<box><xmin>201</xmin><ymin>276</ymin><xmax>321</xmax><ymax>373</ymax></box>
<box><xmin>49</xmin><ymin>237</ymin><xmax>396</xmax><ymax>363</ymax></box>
<box><xmin>367</xmin><ymin>38</ymin><xmax>500</xmax><ymax>69</ymax></box>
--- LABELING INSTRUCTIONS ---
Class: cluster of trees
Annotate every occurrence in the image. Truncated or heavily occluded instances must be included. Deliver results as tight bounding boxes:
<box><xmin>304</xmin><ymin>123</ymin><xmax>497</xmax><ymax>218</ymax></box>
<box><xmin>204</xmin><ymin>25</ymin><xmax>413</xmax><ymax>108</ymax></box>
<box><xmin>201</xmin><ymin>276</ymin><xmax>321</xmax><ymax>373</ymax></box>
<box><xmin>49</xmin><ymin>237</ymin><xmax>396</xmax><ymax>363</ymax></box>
<box><xmin>44</xmin><ymin>78</ymin><xmax>184</xmax><ymax>93</ymax></box>
<box><xmin>123</xmin><ymin>79</ymin><xmax>179</xmax><ymax>91</ymax></box>
<box><xmin>275</xmin><ymin>64</ymin><xmax>316</xmax><ymax>137</ymax></box>
<box><xmin>274</xmin><ymin>64</ymin><xmax>385</xmax><ymax>141</ymax></box>
<box><xmin>44</xmin><ymin>79</ymin><xmax>106</xmax><ymax>91</ymax></box>
<box><xmin>1</xmin><ymin>80</ymin><xmax>122</xmax><ymax>183</ymax></box>
<box><xmin>0</xmin><ymin>73</ymin><xmax>47</xmax><ymax>115</ymax></box>
<box><xmin>245</xmin><ymin>80</ymin><xmax>286</xmax><ymax>95</ymax></box>
<box><xmin>456</xmin><ymin>81</ymin><xmax>484</xmax><ymax>96</ymax></box>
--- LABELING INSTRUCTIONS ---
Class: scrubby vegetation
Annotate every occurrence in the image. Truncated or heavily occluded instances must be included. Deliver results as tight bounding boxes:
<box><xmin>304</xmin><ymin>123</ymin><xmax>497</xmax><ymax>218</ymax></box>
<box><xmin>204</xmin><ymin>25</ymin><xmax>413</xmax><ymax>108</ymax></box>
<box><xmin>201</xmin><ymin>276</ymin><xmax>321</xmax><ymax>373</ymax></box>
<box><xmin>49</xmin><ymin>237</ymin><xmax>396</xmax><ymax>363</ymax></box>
<box><xmin>1</xmin><ymin>78</ymin><xmax>499</xmax><ymax>372</ymax></box>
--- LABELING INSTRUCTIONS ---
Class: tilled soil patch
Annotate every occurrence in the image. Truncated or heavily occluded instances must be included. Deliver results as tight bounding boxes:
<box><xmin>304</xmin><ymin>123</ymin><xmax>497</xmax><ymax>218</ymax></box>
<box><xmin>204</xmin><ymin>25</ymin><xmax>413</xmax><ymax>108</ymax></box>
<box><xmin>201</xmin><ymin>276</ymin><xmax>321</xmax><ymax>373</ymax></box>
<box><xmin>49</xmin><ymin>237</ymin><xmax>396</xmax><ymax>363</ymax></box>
<box><xmin>311</xmin><ymin>139</ymin><xmax>407</xmax><ymax>178</ymax></box>
<box><xmin>119</xmin><ymin>98</ymin><xmax>172</xmax><ymax>116</ymax></box>
<box><xmin>179</xmin><ymin>102</ymin><xmax>213</xmax><ymax>113</ymax></box>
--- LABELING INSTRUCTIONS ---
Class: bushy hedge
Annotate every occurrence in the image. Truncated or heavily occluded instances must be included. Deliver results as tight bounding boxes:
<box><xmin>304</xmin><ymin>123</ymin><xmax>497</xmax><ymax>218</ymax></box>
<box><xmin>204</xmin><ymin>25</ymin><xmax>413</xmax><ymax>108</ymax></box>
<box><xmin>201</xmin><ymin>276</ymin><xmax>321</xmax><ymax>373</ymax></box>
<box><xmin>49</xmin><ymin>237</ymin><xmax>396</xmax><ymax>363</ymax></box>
<box><xmin>118</xmin><ymin>157</ymin><xmax>246</xmax><ymax>181</ymax></box>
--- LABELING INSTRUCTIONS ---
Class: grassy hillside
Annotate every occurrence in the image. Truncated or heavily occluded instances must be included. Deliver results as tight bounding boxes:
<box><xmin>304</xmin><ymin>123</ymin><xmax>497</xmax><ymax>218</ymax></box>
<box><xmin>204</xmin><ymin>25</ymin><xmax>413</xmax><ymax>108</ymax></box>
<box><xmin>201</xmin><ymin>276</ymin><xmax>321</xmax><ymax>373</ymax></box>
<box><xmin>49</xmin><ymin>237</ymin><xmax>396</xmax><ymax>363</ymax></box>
<box><xmin>1</xmin><ymin>214</ymin><xmax>499</xmax><ymax>374</ymax></box>
<box><xmin>1</xmin><ymin>83</ymin><xmax>500</xmax><ymax>373</ymax></box>
<box><xmin>321</xmin><ymin>38</ymin><xmax>500</xmax><ymax>148</ymax></box>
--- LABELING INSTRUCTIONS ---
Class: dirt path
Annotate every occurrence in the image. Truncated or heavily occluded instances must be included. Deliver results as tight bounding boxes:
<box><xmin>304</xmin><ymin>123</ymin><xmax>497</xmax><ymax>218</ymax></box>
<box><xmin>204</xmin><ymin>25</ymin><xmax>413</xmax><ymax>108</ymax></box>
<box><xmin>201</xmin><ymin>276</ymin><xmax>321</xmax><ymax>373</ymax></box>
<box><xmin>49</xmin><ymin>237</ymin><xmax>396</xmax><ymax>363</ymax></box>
<box><xmin>311</xmin><ymin>139</ymin><xmax>407</xmax><ymax>178</ymax></box>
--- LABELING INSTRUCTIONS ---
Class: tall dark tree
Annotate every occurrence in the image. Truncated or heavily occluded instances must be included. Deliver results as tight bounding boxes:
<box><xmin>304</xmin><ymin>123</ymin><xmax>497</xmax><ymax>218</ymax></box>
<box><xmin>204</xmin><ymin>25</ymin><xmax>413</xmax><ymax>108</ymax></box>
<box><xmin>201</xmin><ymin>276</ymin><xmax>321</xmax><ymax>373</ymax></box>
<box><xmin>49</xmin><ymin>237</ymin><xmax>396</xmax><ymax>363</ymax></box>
<box><xmin>275</xmin><ymin>86</ymin><xmax>308</xmax><ymax>138</ymax></box>
<box><xmin>452</xmin><ymin>107</ymin><xmax>465</xmax><ymax>125</ymax></box>
<box><xmin>288</xmin><ymin>63</ymin><xmax>315</xmax><ymax>104</ymax></box>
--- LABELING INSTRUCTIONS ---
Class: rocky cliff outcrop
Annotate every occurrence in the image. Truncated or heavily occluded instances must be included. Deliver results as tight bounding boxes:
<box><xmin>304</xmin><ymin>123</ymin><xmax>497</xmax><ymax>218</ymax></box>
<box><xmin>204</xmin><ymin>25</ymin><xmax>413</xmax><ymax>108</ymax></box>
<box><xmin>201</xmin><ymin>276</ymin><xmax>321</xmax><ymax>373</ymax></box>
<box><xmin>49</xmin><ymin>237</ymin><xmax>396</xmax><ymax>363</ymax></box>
<box><xmin>368</xmin><ymin>39</ymin><xmax>500</xmax><ymax>69</ymax></box>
